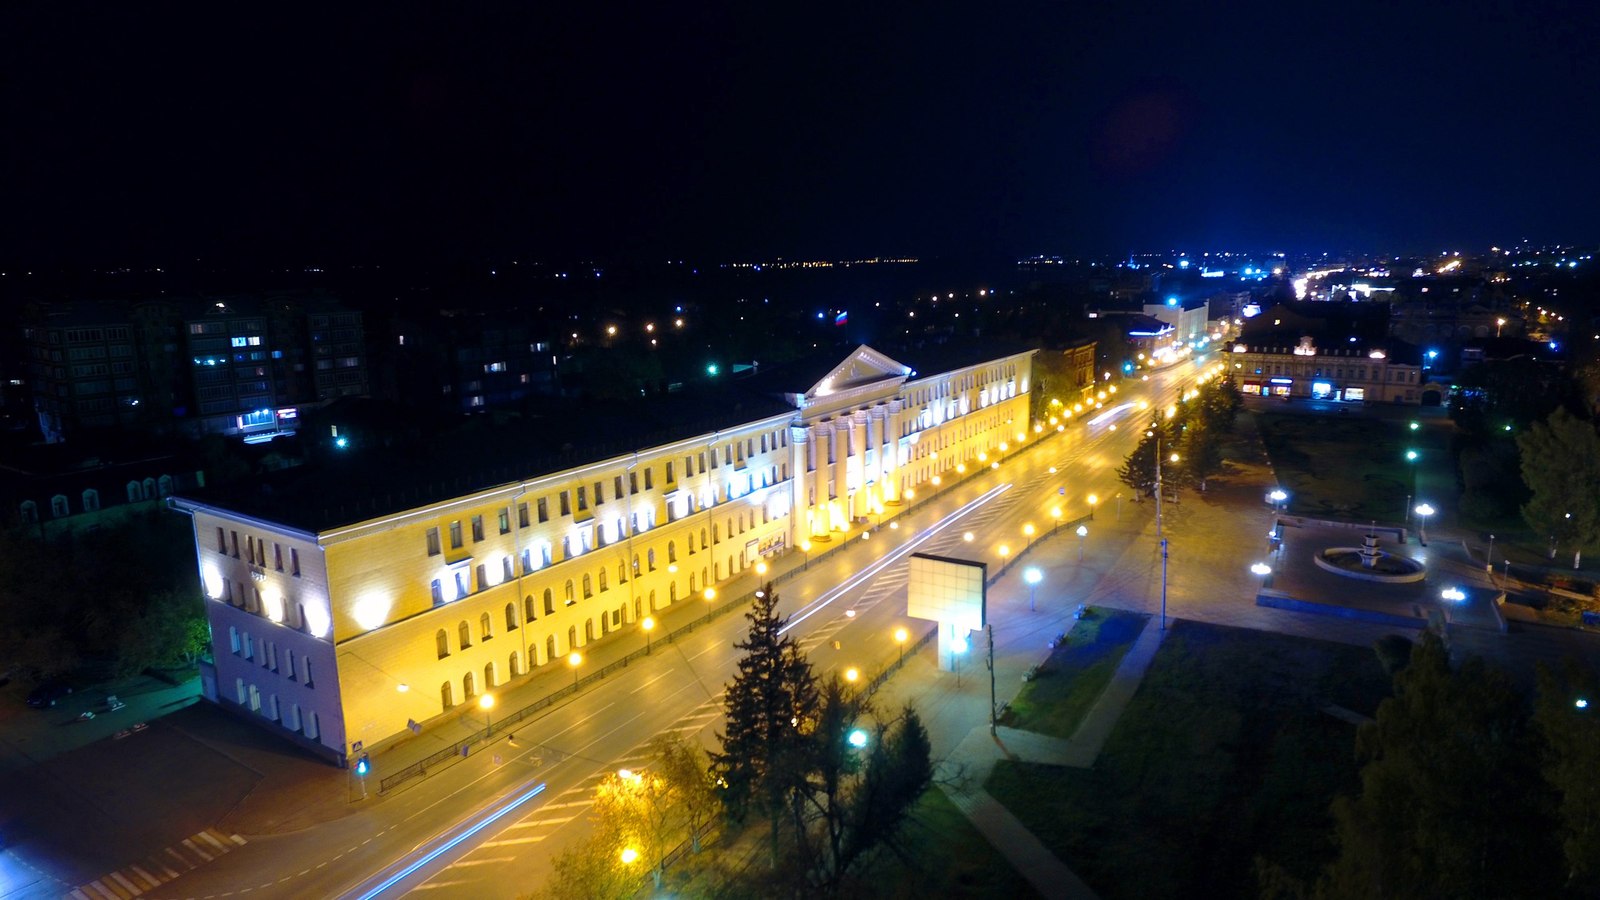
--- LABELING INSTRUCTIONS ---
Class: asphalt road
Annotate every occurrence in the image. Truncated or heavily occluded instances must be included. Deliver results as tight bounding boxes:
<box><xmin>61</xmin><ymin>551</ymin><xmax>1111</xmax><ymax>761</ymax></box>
<box><xmin>71</xmin><ymin>358</ymin><xmax>1205</xmax><ymax>900</ymax></box>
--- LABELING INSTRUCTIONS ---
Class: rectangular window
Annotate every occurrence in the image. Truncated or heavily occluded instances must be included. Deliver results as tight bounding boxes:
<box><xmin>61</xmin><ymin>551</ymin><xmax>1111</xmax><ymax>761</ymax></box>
<box><xmin>273</xmin><ymin>544</ymin><xmax>283</xmax><ymax>571</ymax></box>
<box><xmin>216</xmin><ymin>527</ymin><xmax>226</xmax><ymax>552</ymax></box>
<box><xmin>475</xmin><ymin>564</ymin><xmax>487</xmax><ymax>592</ymax></box>
<box><xmin>471</xmin><ymin>515</ymin><xmax>484</xmax><ymax>542</ymax></box>
<box><xmin>537</xmin><ymin>498</ymin><xmax>549</xmax><ymax>522</ymax></box>
<box><xmin>285</xmin><ymin>649</ymin><xmax>296</xmax><ymax>681</ymax></box>
<box><xmin>518</xmin><ymin>503</ymin><xmax>529</xmax><ymax>528</ymax></box>
<box><xmin>594</xmin><ymin>481</ymin><xmax>604</xmax><ymax>505</ymax></box>
<box><xmin>302</xmin><ymin>658</ymin><xmax>314</xmax><ymax>688</ymax></box>
<box><xmin>231</xmin><ymin>531</ymin><xmax>240</xmax><ymax>558</ymax></box>
<box><xmin>629</xmin><ymin>472</ymin><xmax>639</xmax><ymax>494</ymax></box>
<box><xmin>426</xmin><ymin>527</ymin><xmax>441</xmax><ymax>556</ymax></box>
<box><xmin>644</xmin><ymin>468</ymin><xmax>654</xmax><ymax>490</ymax></box>
<box><xmin>449</xmin><ymin>521</ymin><xmax>463</xmax><ymax>549</ymax></box>
<box><xmin>503</xmin><ymin>555</ymin><xmax>514</xmax><ymax>581</ymax></box>
<box><xmin>699</xmin><ymin>452</ymin><xmax>707</xmax><ymax>471</ymax></box>
<box><xmin>499</xmin><ymin>509</ymin><xmax>510</xmax><ymax>534</ymax></box>
<box><xmin>560</xmin><ymin>492</ymin><xmax>571</xmax><ymax>516</ymax></box>
<box><xmin>291</xmin><ymin>549</ymin><xmax>300</xmax><ymax>577</ymax></box>
<box><xmin>665</xmin><ymin>461</ymin><xmax>675</xmax><ymax>483</ymax></box>
<box><xmin>576</xmin><ymin>487</ymin><xmax>587</xmax><ymax>511</ymax></box>
<box><xmin>614</xmin><ymin>475</ymin><xmax>624</xmax><ymax>498</ymax></box>
<box><xmin>431</xmin><ymin>579</ymin><xmax>444</xmax><ymax>605</ymax></box>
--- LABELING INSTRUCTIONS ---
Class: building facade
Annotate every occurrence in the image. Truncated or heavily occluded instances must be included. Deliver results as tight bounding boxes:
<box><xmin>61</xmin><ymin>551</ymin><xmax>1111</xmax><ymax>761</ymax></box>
<box><xmin>1228</xmin><ymin>334</ymin><xmax>1424</xmax><ymax>403</ymax></box>
<box><xmin>172</xmin><ymin>344</ymin><xmax>1034</xmax><ymax>763</ymax></box>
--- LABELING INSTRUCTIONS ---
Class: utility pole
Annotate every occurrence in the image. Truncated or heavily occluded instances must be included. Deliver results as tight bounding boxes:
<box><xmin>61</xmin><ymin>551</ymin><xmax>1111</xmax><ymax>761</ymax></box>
<box><xmin>1154</xmin><ymin>428</ymin><xmax>1164</xmax><ymax>537</ymax></box>
<box><xmin>1160</xmin><ymin>537</ymin><xmax>1169</xmax><ymax>631</ymax></box>
<box><xmin>987</xmin><ymin>625</ymin><xmax>997</xmax><ymax>736</ymax></box>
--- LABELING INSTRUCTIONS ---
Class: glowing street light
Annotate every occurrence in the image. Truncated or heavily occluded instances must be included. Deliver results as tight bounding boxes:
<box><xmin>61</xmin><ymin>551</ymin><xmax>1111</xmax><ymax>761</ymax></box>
<box><xmin>704</xmin><ymin>587</ymin><xmax>717</xmax><ymax>601</ymax></box>
<box><xmin>952</xmin><ymin>633</ymin><xmax>970</xmax><ymax>687</ymax></box>
<box><xmin>894</xmin><ymin>626</ymin><xmax>909</xmax><ymax>662</ymax></box>
<box><xmin>479</xmin><ymin>692</ymin><xmax>495</xmax><ymax>736</ymax></box>
<box><xmin>1076</xmin><ymin>524</ymin><xmax>1089</xmax><ymax>562</ymax></box>
<box><xmin>963</xmin><ymin>531</ymin><xmax>975</xmax><ymax>542</ymax></box>
<box><xmin>642</xmin><ymin>615</ymin><xmax>656</xmax><ymax>654</ymax></box>
<box><xmin>1087</xmin><ymin>493</ymin><xmax>1099</xmax><ymax>518</ymax></box>
<box><xmin>568</xmin><ymin>651</ymin><xmax>583</xmax><ymax>688</ymax></box>
<box><xmin>847</xmin><ymin>728</ymin><xmax>869</xmax><ymax>749</ymax></box>
<box><xmin>997</xmin><ymin>544</ymin><xmax>1010</xmax><ymax>563</ymax></box>
<box><xmin>844</xmin><ymin>666</ymin><xmax>860</xmax><ymax>683</ymax></box>
<box><xmin>755</xmin><ymin>560</ymin><xmax>769</xmax><ymax>576</ymax></box>
<box><xmin>1415</xmin><ymin>503</ymin><xmax>1435</xmax><ymax>545</ymax></box>
<box><xmin>1023</xmin><ymin>567</ymin><xmax>1043</xmax><ymax>611</ymax></box>
<box><xmin>1440</xmin><ymin>587</ymin><xmax>1466</xmax><ymax>602</ymax></box>
<box><xmin>1268</xmin><ymin>489</ymin><xmax>1287</xmax><ymax>512</ymax></box>
<box><xmin>1051</xmin><ymin>506</ymin><xmax>1063</xmax><ymax>534</ymax></box>
<box><xmin>620</xmin><ymin>846</ymin><xmax>640</xmax><ymax>865</ymax></box>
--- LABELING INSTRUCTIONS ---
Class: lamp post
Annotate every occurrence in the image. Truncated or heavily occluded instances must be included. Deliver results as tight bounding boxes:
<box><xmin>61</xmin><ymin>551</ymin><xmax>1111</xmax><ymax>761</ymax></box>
<box><xmin>1087</xmin><ymin>493</ymin><xmax>1098</xmax><ymax>520</ymax></box>
<box><xmin>1022</xmin><ymin>523</ymin><xmax>1036</xmax><ymax>552</ymax></box>
<box><xmin>1405</xmin><ymin>450</ymin><xmax>1418</xmax><ymax>523</ymax></box>
<box><xmin>1268</xmin><ymin>489</ymin><xmax>1287</xmax><ymax>512</ymax></box>
<box><xmin>642</xmin><ymin>616</ymin><xmax>655</xmax><ymax>654</ymax></box>
<box><xmin>1250</xmin><ymin>561</ymin><xmax>1272</xmax><ymax>591</ymax></box>
<box><xmin>894</xmin><ymin>627</ymin><xmax>908</xmax><ymax>663</ymax></box>
<box><xmin>1076</xmin><ymin>524</ymin><xmax>1088</xmax><ymax>563</ymax></box>
<box><xmin>568</xmin><ymin>652</ymin><xmax>582</xmax><ymax>689</ymax></box>
<box><xmin>1414</xmin><ymin>503</ymin><xmax>1435</xmax><ymax>545</ymax></box>
<box><xmin>1486</xmin><ymin>533</ymin><xmax>1495</xmax><ymax>574</ymax></box>
<box><xmin>1051</xmin><ymin>506</ymin><xmax>1063</xmax><ymax>535</ymax></box>
<box><xmin>1023</xmin><ymin>567</ymin><xmax>1043</xmax><ymax>612</ymax></box>
<box><xmin>1159</xmin><ymin>537</ymin><xmax>1169</xmax><ymax>631</ymax></box>
<box><xmin>479</xmin><ymin>693</ymin><xmax>495</xmax><ymax>738</ymax></box>
<box><xmin>799</xmin><ymin>539</ymin><xmax>812</xmax><ymax>570</ymax></box>
<box><xmin>998</xmin><ymin>544</ymin><xmax>1010</xmax><ymax>568</ymax></box>
<box><xmin>952</xmin><ymin>633</ymin><xmax>968</xmax><ymax>688</ymax></box>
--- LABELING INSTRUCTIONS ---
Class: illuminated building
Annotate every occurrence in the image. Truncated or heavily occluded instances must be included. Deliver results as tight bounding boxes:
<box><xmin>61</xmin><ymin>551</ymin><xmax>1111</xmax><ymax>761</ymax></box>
<box><xmin>172</xmin><ymin>343</ymin><xmax>1033</xmax><ymax>763</ymax></box>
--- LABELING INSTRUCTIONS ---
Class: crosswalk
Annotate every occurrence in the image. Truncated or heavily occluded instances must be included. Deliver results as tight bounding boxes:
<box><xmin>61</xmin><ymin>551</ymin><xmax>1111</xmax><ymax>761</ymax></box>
<box><xmin>69</xmin><ymin>828</ymin><xmax>246</xmax><ymax>899</ymax></box>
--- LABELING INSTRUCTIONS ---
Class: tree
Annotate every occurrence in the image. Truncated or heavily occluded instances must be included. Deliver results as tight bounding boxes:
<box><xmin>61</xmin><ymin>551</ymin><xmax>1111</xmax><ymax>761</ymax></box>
<box><xmin>649</xmin><ymin>732</ymin><xmax>718</xmax><ymax>854</ymax></box>
<box><xmin>1118</xmin><ymin>428</ymin><xmax>1160</xmax><ymax>498</ymax></box>
<box><xmin>1316</xmin><ymin>633</ymin><xmax>1559</xmax><ymax>899</ymax></box>
<box><xmin>594</xmin><ymin>767</ymin><xmax>677</xmax><ymax>890</ymax></box>
<box><xmin>1534</xmin><ymin>661</ymin><xmax>1600</xmax><ymax>893</ymax></box>
<box><xmin>710</xmin><ymin>583</ymin><xmax>821</xmax><ymax>867</ymax></box>
<box><xmin>115</xmin><ymin>589</ymin><xmax>209</xmax><ymax>677</ymax></box>
<box><xmin>1517</xmin><ymin>408</ymin><xmax>1600</xmax><ymax>565</ymax></box>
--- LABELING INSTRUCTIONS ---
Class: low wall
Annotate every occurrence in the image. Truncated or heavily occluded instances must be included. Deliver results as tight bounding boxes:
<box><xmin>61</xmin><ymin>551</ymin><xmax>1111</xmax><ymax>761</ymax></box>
<box><xmin>1256</xmin><ymin>589</ymin><xmax>1425</xmax><ymax>629</ymax></box>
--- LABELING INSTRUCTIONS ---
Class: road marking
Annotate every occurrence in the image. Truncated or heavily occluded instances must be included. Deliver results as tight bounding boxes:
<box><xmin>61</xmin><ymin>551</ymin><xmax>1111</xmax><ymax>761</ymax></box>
<box><xmin>180</xmin><ymin>839</ymin><xmax>213</xmax><ymax>862</ymax></box>
<box><xmin>505</xmin><ymin>814</ymin><xmax>579</xmax><ymax>829</ymax></box>
<box><xmin>447</xmin><ymin>856</ymin><xmax>516</xmax><ymax>867</ymax></box>
<box><xmin>480</xmin><ymin>835</ymin><xmax>550</xmax><ymax>846</ymax></box>
<box><xmin>631</xmin><ymin>669</ymin><xmax>673</xmax><ymax>693</ymax></box>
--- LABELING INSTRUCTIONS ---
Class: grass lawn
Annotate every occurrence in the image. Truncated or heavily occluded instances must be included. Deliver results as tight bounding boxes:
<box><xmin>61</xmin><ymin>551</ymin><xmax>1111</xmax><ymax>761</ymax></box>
<box><xmin>998</xmin><ymin>607</ymin><xmax>1147</xmax><ymax>739</ymax></box>
<box><xmin>985</xmin><ymin>619</ymin><xmax>1392</xmax><ymax>900</ymax></box>
<box><xmin>853</xmin><ymin>787</ymin><xmax>1038</xmax><ymax>899</ymax></box>
<box><xmin>1255</xmin><ymin>410</ymin><xmax>1420</xmax><ymax>521</ymax></box>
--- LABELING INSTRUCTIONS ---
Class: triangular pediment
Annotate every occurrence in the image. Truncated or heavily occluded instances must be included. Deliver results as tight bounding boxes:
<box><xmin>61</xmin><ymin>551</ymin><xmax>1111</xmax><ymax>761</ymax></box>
<box><xmin>806</xmin><ymin>345</ymin><xmax>912</xmax><ymax>400</ymax></box>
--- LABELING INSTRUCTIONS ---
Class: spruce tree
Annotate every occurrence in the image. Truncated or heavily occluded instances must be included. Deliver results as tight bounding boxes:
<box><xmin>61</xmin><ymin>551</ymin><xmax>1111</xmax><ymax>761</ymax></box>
<box><xmin>710</xmin><ymin>583</ymin><xmax>820</xmax><ymax>867</ymax></box>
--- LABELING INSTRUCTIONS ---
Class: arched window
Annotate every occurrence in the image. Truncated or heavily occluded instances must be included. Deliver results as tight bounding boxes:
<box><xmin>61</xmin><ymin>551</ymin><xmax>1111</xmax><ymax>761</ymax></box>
<box><xmin>458</xmin><ymin>620</ymin><xmax>472</xmax><ymax>649</ymax></box>
<box><xmin>484</xmin><ymin>662</ymin><xmax>497</xmax><ymax>689</ymax></box>
<box><xmin>670</xmin><ymin>582</ymin><xmax>678</xmax><ymax>603</ymax></box>
<box><xmin>585</xmin><ymin>619</ymin><xmax>595</xmax><ymax>643</ymax></box>
<box><xmin>142</xmin><ymin>478</ymin><xmax>157</xmax><ymax>500</ymax></box>
<box><xmin>649</xmin><ymin>590</ymin><xmax>657</xmax><ymax>611</ymax></box>
<box><xmin>480</xmin><ymin>612</ymin><xmax>493</xmax><ymax>641</ymax></box>
<box><xmin>50</xmin><ymin>495</ymin><xmax>69</xmax><ymax>518</ymax></box>
<box><xmin>582</xmin><ymin>574</ymin><xmax>593</xmax><ymax>598</ymax></box>
<box><xmin>441</xmin><ymin>681</ymin><xmax>454</xmax><ymax>709</ymax></box>
<box><xmin>18</xmin><ymin>500</ymin><xmax>37</xmax><ymax>524</ymax></box>
<box><xmin>619</xmin><ymin>562</ymin><xmax>628</xmax><ymax>584</ymax></box>
<box><xmin>524</xmin><ymin>595</ymin><xmax>536</xmax><ymax>623</ymax></box>
<box><xmin>463</xmin><ymin>671</ymin><xmax>476</xmax><ymax>699</ymax></box>
<box><xmin>509</xmin><ymin>651</ymin><xmax>521</xmax><ymax>677</ymax></box>
<box><xmin>126</xmin><ymin>481</ymin><xmax>142</xmax><ymax>503</ymax></box>
<box><xmin>690</xmin><ymin>573</ymin><xmax>697</xmax><ymax>593</ymax></box>
<box><xmin>632</xmin><ymin>554</ymin><xmax>641</xmax><ymax>576</ymax></box>
<box><xmin>506</xmin><ymin>602</ymin><xmax>519</xmax><ymax>631</ymax></box>
<box><xmin>80</xmin><ymin>489</ymin><xmax>99</xmax><ymax>512</ymax></box>
<box><xmin>701</xmin><ymin>528</ymin><xmax>708</xmax><ymax>550</ymax></box>
<box><xmin>647</xmin><ymin>549</ymin><xmax>657</xmax><ymax>571</ymax></box>
<box><xmin>436</xmin><ymin>629</ymin><xmax>449</xmax><ymax>658</ymax></box>
<box><xmin>598</xmin><ymin>569</ymin><xmax>608</xmax><ymax>592</ymax></box>
<box><xmin>668</xmin><ymin>541</ymin><xmax>677</xmax><ymax>563</ymax></box>
<box><xmin>543</xmin><ymin>589</ymin><xmax>555</xmax><ymax>616</ymax></box>
<box><xmin>546</xmin><ymin>635</ymin><xmax>557</xmax><ymax>663</ymax></box>
<box><xmin>564</xmin><ymin>580</ymin><xmax>575</xmax><ymax>604</ymax></box>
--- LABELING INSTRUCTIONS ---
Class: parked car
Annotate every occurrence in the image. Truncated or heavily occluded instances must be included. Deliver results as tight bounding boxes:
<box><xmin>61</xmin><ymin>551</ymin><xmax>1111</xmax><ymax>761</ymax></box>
<box><xmin>26</xmin><ymin>681</ymin><xmax>73</xmax><ymax>709</ymax></box>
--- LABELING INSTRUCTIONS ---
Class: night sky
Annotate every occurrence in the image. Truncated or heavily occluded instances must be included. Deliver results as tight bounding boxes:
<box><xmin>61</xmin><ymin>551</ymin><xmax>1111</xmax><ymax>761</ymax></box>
<box><xmin>4</xmin><ymin>1</ymin><xmax>1597</xmax><ymax>265</ymax></box>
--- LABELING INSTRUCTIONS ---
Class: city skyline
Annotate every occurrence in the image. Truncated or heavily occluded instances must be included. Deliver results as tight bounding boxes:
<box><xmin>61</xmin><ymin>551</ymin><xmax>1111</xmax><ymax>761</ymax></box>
<box><xmin>5</xmin><ymin>2</ymin><xmax>1599</xmax><ymax>266</ymax></box>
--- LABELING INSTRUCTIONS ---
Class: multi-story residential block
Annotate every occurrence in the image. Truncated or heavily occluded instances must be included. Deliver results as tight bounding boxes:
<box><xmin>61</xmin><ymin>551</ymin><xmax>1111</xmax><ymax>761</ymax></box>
<box><xmin>172</xmin><ymin>342</ymin><xmax>1033</xmax><ymax>763</ymax></box>
<box><xmin>1228</xmin><ymin>333</ymin><xmax>1427</xmax><ymax>403</ymax></box>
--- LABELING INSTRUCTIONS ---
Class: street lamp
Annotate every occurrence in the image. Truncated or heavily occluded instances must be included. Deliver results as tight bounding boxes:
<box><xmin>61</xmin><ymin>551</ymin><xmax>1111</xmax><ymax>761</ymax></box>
<box><xmin>1268</xmin><ymin>489</ymin><xmax>1287</xmax><ymax>512</ymax></box>
<box><xmin>1251</xmin><ymin>561</ymin><xmax>1272</xmax><ymax>591</ymax></box>
<box><xmin>1076</xmin><ymin>524</ymin><xmax>1088</xmax><ymax>562</ymax></box>
<box><xmin>704</xmin><ymin>587</ymin><xmax>716</xmax><ymax>601</ymax></box>
<box><xmin>620</xmin><ymin>846</ymin><xmax>640</xmax><ymax>865</ymax></box>
<box><xmin>963</xmin><ymin>531</ymin><xmax>975</xmax><ymax>542</ymax></box>
<box><xmin>894</xmin><ymin>627</ymin><xmax>908</xmax><ymax>662</ymax></box>
<box><xmin>1414</xmin><ymin>503</ymin><xmax>1435</xmax><ymax>545</ymax></box>
<box><xmin>1087</xmin><ymin>493</ymin><xmax>1098</xmax><ymax>519</ymax></box>
<box><xmin>1486</xmin><ymin>533</ymin><xmax>1496</xmax><ymax>574</ymax></box>
<box><xmin>1022</xmin><ymin>523</ymin><xmax>1036</xmax><ymax>549</ymax></box>
<box><xmin>799</xmin><ymin>540</ymin><xmax>812</xmax><ymax>570</ymax></box>
<box><xmin>997</xmin><ymin>544</ymin><xmax>1010</xmax><ymax>565</ymax></box>
<box><xmin>1023</xmin><ymin>567</ymin><xmax>1043</xmax><ymax>611</ymax></box>
<box><xmin>1051</xmin><ymin>506</ymin><xmax>1063</xmax><ymax>534</ymax></box>
<box><xmin>847</xmin><ymin>728</ymin><xmax>869</xmax><ymax>749</ymax></box>
<box><xmin>952</xmin><ymin>633</ymin><xmax>969</xmax><ymax>687</ymax></box>
<box><xmin>568</xmin><ymin>651</ymin><xmax>582</xmax><ymax>689</ymax></box>
<box><xmin>642</xmin><ymin>615</ymin><xmax>656</xmax><ymax>654</ymax></box>
<box><xmin>844</xmin><ymin>666</ymin><xmax>860</xmax><ymax>683</ymax></box>
<box><xmin>479</xmin><ymin>692</ymin><xmax>495</xmax><ymax>737</ymax></box>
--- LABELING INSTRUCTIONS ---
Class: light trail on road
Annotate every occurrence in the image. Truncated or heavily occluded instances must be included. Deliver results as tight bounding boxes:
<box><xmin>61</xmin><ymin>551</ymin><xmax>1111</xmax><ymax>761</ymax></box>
<box><xmin>347</xmin><ymin>781</ymin><xmax>547</xmax><ymax>900</ymax></box>
<box><xmin>780</xmin><ymin>483</ymin><xmax>1013</xmax><ymax>634</ymax></box>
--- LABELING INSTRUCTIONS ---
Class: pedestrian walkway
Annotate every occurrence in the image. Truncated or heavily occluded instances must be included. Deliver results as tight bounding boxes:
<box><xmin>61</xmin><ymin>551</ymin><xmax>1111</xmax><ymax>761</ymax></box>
<box><xmin>934</xmin><ymin>619</ymin><xmax>1167</xmax><ymax>899</ymax></box>
<box><xmin>69</xmin><ymin>828</ymin><xmax>246</xmax><ymax>899</ymax></box>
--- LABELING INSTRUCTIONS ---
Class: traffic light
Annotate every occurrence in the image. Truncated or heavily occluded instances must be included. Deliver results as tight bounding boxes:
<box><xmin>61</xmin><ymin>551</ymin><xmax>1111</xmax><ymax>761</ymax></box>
<box><xmin>355</xmin><ymin>754</ymin><xmax>370</xmax><ymax>776</ymax></box>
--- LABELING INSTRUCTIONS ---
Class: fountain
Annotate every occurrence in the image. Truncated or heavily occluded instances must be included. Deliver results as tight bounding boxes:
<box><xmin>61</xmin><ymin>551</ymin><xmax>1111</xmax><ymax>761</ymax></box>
<box><xmin>1314</xmin><ymin>529</ymin><xmax>1426</xmax><ymax>583</ymax></box>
